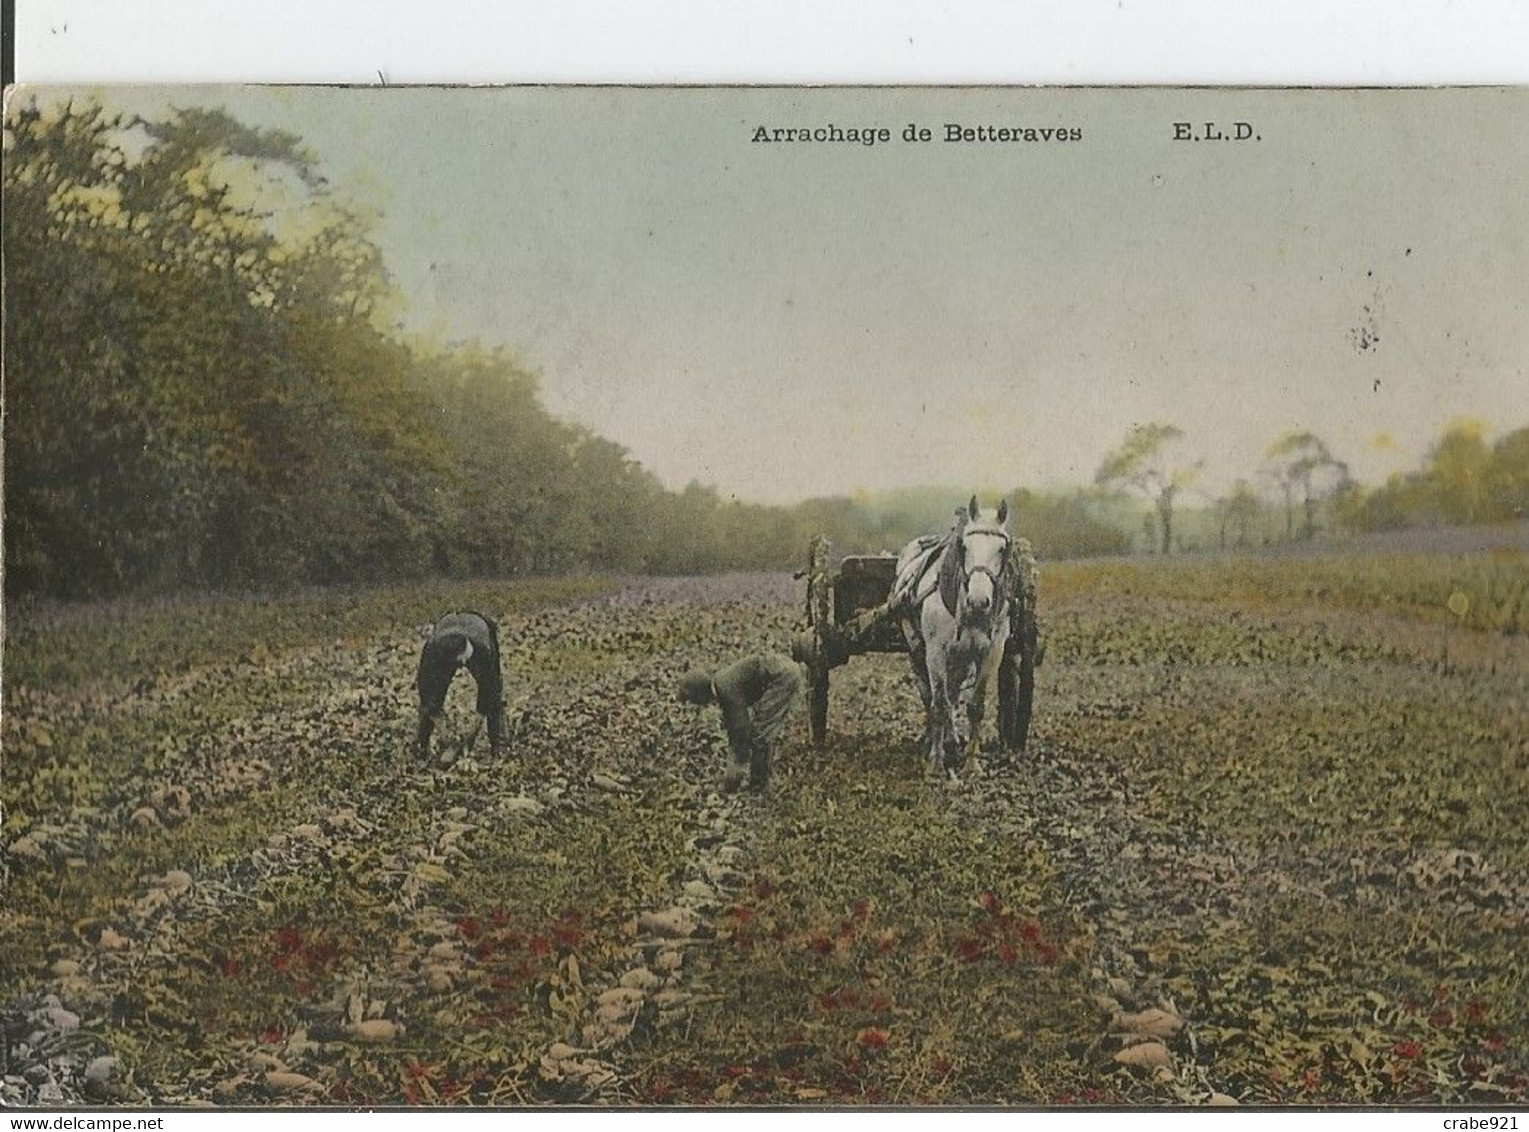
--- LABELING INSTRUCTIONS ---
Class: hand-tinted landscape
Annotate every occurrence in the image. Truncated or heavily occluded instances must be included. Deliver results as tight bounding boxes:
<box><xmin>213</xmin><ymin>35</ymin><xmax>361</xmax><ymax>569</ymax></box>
<box><xmin>3</xmin><ymin>87</ymin><xmax>1525</xmax><ymax>1107</ymax></box>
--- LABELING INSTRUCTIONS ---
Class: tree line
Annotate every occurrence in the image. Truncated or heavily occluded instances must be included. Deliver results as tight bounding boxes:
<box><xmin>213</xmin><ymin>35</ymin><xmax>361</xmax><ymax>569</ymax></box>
<box><xmin>1094</xmin><ymin>420</ymin><xmax>1528</xmax><ymax>555</ymax></box>
<box><xmin>0</xmin><ymin>101</ymin><xmax>800</xmax><ymax>597</ymax></box>
<box><xmin>4</xmin><ymin>99</ymin><xmax>1523</xmax><ymax>601</ymax></box>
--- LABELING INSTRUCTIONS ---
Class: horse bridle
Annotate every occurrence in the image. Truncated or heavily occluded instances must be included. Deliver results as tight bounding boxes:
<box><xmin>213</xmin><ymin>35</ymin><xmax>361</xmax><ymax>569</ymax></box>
<box><xmin>957</xmin><ymin>528</ymin><xmax>1011</xmax><ymax>610</ymax></box>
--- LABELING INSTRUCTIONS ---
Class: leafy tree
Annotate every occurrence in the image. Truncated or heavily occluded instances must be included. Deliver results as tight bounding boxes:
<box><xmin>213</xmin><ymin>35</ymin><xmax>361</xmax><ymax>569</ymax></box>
<box><xmin>1094</xmin><ymin>423</ymin><xmax>1202</xmax><ymax>555</ymax></box>
<box><xmin>1336</xmin><ymin>419</ymin><xmax>1527</xmax><ymax>533</ymax></box>
<box><xmin>1424</xmin><ymin>419</ymin><xmax>1493</xmax><ymax>526</ymax></box>
<box><xmin>3</xmin><ymin>95</ymin><xmax>435</xmax><ymax>594</ymax></box>
<box><xmin>569</xmin><ymin>434</ymin><xmax>667</xmax><ymax>572</ymax></box>
<box><xmin>1006</xmin><ymin>489</ymin><xmax>1132</xmax><ymax>558</ymax></box>
<box><xmin>1485</xmin><ymin>426</ymin><xmax>1529</xmax><ymax>521</ymax></box>
<box><xmin>4</xmin><ymin>101</ymin><xmax>172</xmax><ymax>593</ymax></box>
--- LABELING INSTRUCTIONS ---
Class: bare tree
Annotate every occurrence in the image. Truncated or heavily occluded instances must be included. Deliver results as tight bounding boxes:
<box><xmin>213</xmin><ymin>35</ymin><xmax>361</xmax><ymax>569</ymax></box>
<box><xmin>1095</xmin><ymin>423</ymin><xmax>1203</xmax><ymax>555</ymax></box>
<box><xmin>1213</xmin><ymin>479</ymin><xmax>1263</xmax><ymax>550</ymax></box>
<box><xmin>1264</xmin><ymin>431</ymin><xmax>1350</xmax><ymax>540</ymax></box>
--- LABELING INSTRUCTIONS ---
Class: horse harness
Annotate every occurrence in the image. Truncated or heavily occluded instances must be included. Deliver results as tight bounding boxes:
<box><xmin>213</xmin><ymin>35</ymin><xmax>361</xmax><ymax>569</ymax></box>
<box><xmin>955</xmin><ymin>528</ymin><xmax>1011</xmax><ymax>595</ymax></box>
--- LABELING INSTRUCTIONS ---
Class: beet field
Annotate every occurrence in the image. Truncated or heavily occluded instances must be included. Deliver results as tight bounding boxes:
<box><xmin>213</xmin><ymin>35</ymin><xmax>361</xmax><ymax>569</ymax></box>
<box><xmin>3</xmin><ymin>549</ymin><xmax>1527</xmax><ymax>1108</ymax></box>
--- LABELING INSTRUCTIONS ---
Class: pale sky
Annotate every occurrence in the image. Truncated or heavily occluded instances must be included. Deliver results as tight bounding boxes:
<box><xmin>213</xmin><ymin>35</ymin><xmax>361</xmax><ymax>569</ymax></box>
<box><xmin>20</xmin><ymin>85</ymin><xmax>1529</xmax><ymax>503</ymax></box>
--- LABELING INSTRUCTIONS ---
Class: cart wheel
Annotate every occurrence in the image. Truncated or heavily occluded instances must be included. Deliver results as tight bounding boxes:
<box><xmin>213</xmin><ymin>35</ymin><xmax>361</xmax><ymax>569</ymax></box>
<box><xmin>999</xmin><ymin>609</ymin><xmax>1037</xmax><ymax>752</ymax></box>
<box><xmin>999</xmin><ymin>539</ymin><xmax>1040</xmax><ymax>752</ymax></box>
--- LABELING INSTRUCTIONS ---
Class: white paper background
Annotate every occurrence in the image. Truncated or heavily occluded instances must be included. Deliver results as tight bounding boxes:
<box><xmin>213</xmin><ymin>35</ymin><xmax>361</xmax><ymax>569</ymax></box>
<box><xmin>12</xmin><ymin>0</ymin><xmax>1529</xmax><ymax>85</ymax></box>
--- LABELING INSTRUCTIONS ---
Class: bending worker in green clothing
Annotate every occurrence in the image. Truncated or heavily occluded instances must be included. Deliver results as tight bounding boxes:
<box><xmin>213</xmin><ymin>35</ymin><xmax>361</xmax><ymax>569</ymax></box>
<box><xmin>678</xmin><ymin>651</ymin><xmax>805</xmax><ymax>793</ymax></box>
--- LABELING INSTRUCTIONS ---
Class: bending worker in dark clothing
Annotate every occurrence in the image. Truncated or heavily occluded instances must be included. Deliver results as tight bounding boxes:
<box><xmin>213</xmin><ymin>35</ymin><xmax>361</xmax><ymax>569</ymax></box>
<box><xmin>678</xmin><ymin>651</ymin><xmax>804</xmax><ymax>792</ymax></box>
<box><xmin>416</xmin><ymin>611</ymin><xmax>506</xmax><ymax>757</ymax></box>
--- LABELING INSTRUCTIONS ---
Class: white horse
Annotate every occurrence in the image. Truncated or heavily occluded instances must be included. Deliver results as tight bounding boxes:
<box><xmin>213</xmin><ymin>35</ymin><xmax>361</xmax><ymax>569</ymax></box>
<box><xmin>892</xmin><ymin>496</ymin><xmax>1012</xmax><ymax>776</ymax></box>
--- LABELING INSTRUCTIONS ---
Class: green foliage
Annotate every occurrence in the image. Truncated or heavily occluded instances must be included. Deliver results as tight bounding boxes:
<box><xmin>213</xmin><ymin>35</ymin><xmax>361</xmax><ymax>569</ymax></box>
<box><xmin>2</xmin><ymin>97</ymin><xmax>438</xmax><ymax>595</ymax></box>
<box><xmin>1007</xmin><ymin>489</ymin><xmax>1133</xmax><ymax>558</ymax></box>
<box><xmin>1342</xmin><ymin>421</ymin><xmax>1529</xmax><ymax>533</ymax></box>
<box><xmin>1036</xmin><ymin>553</ymin><xmax>1528</xmax><ymax>1104</ymax></box>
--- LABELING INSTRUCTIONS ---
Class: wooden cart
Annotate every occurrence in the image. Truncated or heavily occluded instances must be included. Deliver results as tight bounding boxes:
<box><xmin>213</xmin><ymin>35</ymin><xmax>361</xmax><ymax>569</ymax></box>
<box><xmin>789</xmin><ymin>534</ymin><xmax>1042</xmax><ymax>751</ymax></box>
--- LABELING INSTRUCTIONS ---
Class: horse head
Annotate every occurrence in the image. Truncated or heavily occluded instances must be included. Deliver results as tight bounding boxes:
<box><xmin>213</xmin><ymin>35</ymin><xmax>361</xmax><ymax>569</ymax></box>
<box><xmin>940</xmin><ymin>495</ymin><xmax>1010</xmax><ymax>626</ymax></box>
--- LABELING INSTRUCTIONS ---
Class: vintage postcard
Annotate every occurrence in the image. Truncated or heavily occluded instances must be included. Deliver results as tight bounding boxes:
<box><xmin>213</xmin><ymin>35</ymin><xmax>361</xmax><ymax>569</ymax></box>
<box><xmin>2</xmin><ymin>85</ymin><xmax>1526</xmax><ymax>1109</ymax></box>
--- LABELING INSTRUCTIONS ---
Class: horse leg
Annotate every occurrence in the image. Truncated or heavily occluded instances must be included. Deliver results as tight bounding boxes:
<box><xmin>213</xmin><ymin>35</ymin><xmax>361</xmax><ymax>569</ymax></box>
<box><xmin>918</xmin><ymin>660</ymin><xmax>939</xmax><ymax>758</ymax></box>
<box><xmin>910</xmin><ymin>652</ymin><xmax>932</xmax><ymax>712</ymax></box>
<box><xmin>903</xmin><ymin>624</ymin><xmax>933</xmax><ymax>717</ymax></box>
<box><xmin>941</xmin><ymin>649</ymin><xmax>985</xmax><ymax>775</ymax></box>
<box><xmin>965</xmin><ymin>673</ymin><xmax>986</xmax><ymax>765</ymax></box>
<box><xmin>926</xmin><ymin>665</ymin><xmax>949</xmax><ymax>771</ymax></box>
<box><xmin>940</xmin><ymin>667</ymin><xmax>965</xmax><ymax>776</ymax></box>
